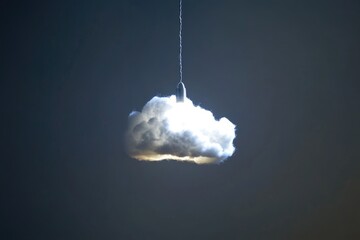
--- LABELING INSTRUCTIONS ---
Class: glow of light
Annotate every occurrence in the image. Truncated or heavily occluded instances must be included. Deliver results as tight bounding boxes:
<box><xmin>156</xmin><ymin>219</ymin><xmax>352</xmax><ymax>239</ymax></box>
<box><xmin>125</xmin><ymin>95</ymin><xmax>236</xmax><ymax>164</ymax></box>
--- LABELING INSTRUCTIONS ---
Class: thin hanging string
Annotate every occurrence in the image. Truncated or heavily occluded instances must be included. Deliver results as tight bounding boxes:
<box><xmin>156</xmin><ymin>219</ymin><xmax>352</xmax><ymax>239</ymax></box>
<box><xmin>179</xmin><ymin>0</ymin><xmax>183</xmax><ymax>83</ymax></box>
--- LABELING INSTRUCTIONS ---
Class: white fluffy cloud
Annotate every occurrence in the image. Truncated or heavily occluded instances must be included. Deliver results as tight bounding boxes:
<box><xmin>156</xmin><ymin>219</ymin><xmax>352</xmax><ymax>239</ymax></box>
<box><xmin>125</xmin><ymin>95</ymin><xmax>236</xmax><ymax>164</ymax></box>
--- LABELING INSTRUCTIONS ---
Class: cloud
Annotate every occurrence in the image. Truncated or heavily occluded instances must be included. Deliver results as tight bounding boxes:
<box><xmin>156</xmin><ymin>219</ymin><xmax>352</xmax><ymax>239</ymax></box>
<box><xmin>125</xmin><ymin>95</ymin><xmax>236</xmax><ymax>164</ymax></box>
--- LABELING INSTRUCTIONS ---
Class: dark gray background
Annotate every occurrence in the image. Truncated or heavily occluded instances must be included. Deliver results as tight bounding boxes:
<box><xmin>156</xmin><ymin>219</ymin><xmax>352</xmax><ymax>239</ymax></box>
<box><xmin>2</xmin><ymin>0</ymin><xmax>359</xmax><ymax>239</ymax></box>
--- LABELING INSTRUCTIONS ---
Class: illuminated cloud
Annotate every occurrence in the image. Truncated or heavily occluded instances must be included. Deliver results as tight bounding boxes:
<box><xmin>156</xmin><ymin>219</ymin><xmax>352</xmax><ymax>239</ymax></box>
<box><xmin>125</xmin><ymin>96</ymin><xmax>236</xmax><ymax>164</ymax></box>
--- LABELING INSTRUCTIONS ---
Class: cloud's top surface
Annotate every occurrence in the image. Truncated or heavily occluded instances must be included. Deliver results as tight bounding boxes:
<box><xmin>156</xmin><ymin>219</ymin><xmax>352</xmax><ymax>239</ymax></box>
<box><xmin>126</xmin><ymin>96</ymin><xmax>236</xmax><ymax>164</ymax></box>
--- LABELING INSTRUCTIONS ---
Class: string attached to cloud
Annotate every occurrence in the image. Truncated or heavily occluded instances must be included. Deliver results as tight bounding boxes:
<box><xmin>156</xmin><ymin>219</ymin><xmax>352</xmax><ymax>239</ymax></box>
<box><xmin>125</xmin><ymin>0</ymin><xmax>236</xmax><ymax>164</ymax></box>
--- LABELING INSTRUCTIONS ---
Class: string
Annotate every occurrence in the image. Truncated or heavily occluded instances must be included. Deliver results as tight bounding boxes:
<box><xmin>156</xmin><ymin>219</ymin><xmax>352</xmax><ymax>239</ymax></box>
<box><xmin>179</xmin><ymin>0</ymin><xmax>183</xmax><ymax>83</ymax></box>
